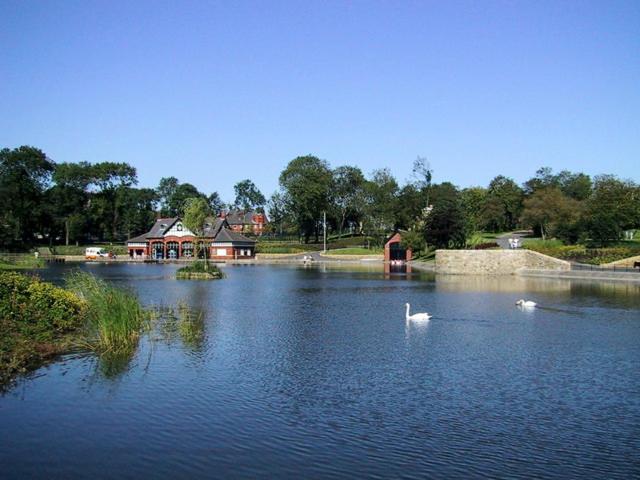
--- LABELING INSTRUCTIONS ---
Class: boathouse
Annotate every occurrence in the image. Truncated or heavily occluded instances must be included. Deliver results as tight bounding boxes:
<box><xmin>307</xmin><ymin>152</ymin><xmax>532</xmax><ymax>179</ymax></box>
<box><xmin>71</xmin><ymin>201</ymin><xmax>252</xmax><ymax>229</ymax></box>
<box><xmin>126</xmin><ymin>217</ymin><xmax>256</xmax><ymax>260</ymax></box>
<box><xmin>220</xmin><ymin>210</ymin><xmax>268</xmax><ymax>235</ymax></box>
<box><xmin>384</xmin><ymin>231</ymin><xmax>413</xmax><ymax>263</ymax></box>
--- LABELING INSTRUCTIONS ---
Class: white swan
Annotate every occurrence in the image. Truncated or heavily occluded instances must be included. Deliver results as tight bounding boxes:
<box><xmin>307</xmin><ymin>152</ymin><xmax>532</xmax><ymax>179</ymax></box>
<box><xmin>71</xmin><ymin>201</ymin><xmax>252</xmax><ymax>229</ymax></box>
<box><xmin>516</xmin><ymin>299</ymin><xmax>537</xmax><ymax>308</ymax></box>
<box><xmin>405</xmin><ymin>303</ymin><xmax>431</xmax><ymax>321</ymax></box>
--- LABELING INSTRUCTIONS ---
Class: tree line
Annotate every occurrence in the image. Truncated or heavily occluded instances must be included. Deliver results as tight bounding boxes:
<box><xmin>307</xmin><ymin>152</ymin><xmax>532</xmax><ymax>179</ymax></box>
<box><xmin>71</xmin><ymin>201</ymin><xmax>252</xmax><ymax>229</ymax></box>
<box><xmin>2</xmin><ymin>145</ymin><xmax>638</xmax><ymax>250</ymax></box>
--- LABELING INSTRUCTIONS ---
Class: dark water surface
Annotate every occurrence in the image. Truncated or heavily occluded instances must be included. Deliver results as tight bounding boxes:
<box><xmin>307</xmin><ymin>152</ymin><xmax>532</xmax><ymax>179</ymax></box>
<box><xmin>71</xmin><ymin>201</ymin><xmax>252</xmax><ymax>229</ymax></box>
<box><xmin>1</xmin><ymin>263</ymin><xmax>639</xmax><ymax>479</ymax></box>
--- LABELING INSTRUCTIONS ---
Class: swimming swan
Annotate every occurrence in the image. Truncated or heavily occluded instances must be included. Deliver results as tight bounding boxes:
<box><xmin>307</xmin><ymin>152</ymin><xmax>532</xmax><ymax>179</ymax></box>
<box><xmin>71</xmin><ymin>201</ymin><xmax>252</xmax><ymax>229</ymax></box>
<box><xmin>405</xmin><ymin>303</ymin><xmax>431</xmax><ymax>321</ymax></box>
<box><xmin>516</xmin><ymin>299</ymin><xmax>537</xmax><ymax>308</ymax></box>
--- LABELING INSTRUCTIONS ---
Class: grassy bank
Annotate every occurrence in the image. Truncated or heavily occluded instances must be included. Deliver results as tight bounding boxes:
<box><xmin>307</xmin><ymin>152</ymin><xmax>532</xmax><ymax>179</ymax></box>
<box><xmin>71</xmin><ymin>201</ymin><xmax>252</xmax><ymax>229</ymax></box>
<box><xmin>324</xmin><ymin>247</ymin><xmax>383</xmax><ymax>255</ymax></box>
<box><xmin>0</xmin><ymin>253</ymin><xmax>45</xmax><ymax>270</ymax></box>
<box><xmin>51</xmin><ymin>244</ymin><xmax>128</xmax><ymax>256</ymax></box>
<box><xmin>524</xmin><ymin>239</ymin><xmax>640</xmax><ymax>265</ymax></box>
<box><xmin>1</xmin><ymin>270</ymin><xmax>150</xmax><ymax>386</ymax></box>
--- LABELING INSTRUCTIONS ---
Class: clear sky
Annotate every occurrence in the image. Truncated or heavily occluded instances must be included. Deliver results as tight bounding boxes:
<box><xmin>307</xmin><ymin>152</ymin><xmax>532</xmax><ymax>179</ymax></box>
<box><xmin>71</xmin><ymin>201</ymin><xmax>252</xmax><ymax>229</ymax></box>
<box><xmin>1</xmin><ymin>1</ymin><xmax>638</xmax><ymax>201</ymax></box>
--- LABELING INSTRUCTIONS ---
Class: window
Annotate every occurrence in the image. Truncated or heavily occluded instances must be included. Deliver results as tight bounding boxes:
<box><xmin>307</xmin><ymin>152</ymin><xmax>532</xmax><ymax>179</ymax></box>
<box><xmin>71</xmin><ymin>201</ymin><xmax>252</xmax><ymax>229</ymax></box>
<box><xmin>177</xmin><ymin>223</ymin><xmax>183</xmax><ymax>232</ymax></box>
<box><xmin>216</xmin><ymin>248</ymin><xmax>227</xmax><ymax>257</ymax></box>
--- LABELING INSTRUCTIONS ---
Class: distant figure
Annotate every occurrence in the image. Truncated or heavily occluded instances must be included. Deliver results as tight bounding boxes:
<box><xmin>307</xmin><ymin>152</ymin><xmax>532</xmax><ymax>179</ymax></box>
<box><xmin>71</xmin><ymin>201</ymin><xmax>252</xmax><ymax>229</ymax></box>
<box><xmin>34</xmin><ymin>251</ymin><xmax>39</xmax><ymax>259</ymax></box>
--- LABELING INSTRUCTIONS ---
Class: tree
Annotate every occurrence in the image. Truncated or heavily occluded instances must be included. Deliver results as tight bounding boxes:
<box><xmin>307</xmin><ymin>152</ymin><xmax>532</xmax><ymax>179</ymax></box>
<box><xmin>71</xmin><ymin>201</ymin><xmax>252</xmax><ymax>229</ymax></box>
<box><xmin>117</xmin><ymin>188</ymin><xmax>159</xmax><ymax>240</ymax></box>
<box><xmin>400</xmin><ymin>229</ymin><xmax>426</xmax><ymax>257</ymax></box>
<box><xmin>423</xmin><ymin>183</ymin><xmax>467</xmax><ymax>248</ymax></box>
<box><xmin>395</xmin><ymin>184</ymin><xmax>425</xmax><ymax>230</ymax></box>
<box><xmin>460</xmin><ymin>187</ymin><xmax>488</xmax><ymax>233</ymax></box>
<box><xmin>557</xmin><ymin>171</ymin><xmax>592</xmax><ymax>201</ymax></box>
<box><xmin>267</xmin><ymin>191</ymin><xmax>288</xmax><ymax>235</ymax></box>
<box><xmin>208</xmin><ymin>192</ymin><xmax>224</xmax><ymax>215</ymax></box>
<box><xmin>363</xmin><ymin>168</ymin><xmax>398</xmax><ymax>238</ymax></box>
<box><xmin>412</xmin><ymin>156</ymin><xmax>433</xmax><ymax>205</ymax></box>
<box><xmin>0</xmin><ymin>146</ymin><xmax>55</xmax><ymax>246</ymax></box>
<box><xmin>483</xmin><ymin>175</ymin><xmax>523</xmax><ymax>232</ymax></box>
<box><xmin>279</xmin><ymin>156</ymin><xmax>333</xmax><ymax>243</ymax></box>
<box><xmin>332</xmin><ymin>165</ymin><xmax>366</xmax><ymax>234</ymax></box>
<box><xmin>521</xmin><ymin>188</ymin><xmax>580</xmax><ymax>241</ymax></box>
<box><xmin>233</xmin><ymin>179</ymin><xmax>266</xmax><ymax>212</ymax></box>
<box><xmin>583</xmin><ymin>175</ymin><xmax>639</xmax><ymax>246</ymax></box>
<box><xmin>183</xmin><ymin>197</ymin><xmax>213</xmax><ymax>269</ymax></box>
<box><xmin>157</xmin><ymin>177</ymin><xmax>179</xmax><ymax>216</ymax></box>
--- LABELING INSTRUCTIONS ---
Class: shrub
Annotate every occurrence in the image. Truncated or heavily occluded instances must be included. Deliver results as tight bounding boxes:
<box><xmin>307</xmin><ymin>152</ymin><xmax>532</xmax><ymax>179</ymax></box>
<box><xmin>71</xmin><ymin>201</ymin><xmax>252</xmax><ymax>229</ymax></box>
<box><xmin>0</xmin><ymin>272</ymin><xmax>86</xmax><ymax>338</ymax></box>
<box><xmin>0</xmin><ymin>272</ymin><xmax>87</xmax><ymax>385</ymax></box>
<box><xmin>473</xmin><ymin>242</ymin><xmax>500</xmax><ymax>250</ymax></box>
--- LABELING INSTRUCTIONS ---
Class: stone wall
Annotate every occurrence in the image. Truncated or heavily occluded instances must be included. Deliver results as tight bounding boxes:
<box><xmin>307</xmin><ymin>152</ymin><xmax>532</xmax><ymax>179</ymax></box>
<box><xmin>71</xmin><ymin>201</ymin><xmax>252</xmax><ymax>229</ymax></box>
<box><xmin>435</xmin><ymin>249</ymin><xmax>571</xmax><ymax>275</ymax></box>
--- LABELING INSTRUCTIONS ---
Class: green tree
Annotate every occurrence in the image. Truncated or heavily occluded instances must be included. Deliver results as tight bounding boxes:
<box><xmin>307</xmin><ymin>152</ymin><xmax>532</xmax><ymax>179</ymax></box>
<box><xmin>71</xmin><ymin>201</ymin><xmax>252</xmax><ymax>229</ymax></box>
<box><xmin>332</xmin><ymin>165</ymin><xmax>366</xmax><ymax>234</ymax></box>
<box><xmin>400</xmin><ymin>229</ymin><xmax>426</xmax><ymax>257</ymax></box>
<box><xmin>183</xmin><ymin>197</ymin><xmax>213</xmax><ymax>269</ymax></box>
<box><xmin>208</xmin><ymin>192</ymin><xmax>224</xmax><ymax>215</ymax></box>
<box><xmin>363</xmin><ymin>168</ymin><xmax>398</xmax><ymax>238</ymax></box>
<box><xmin>521</xmin><ymin>188</ymin><xmax>581</xmax><ymax>241</ymax></box>
<box><xmin>460</xmin><ymin>187</ymin><xmax>487</xmax><ymax>233</ymax></box>
<box><xmin>482</xmin><ymin>175</ymin><xmax>523</xmax><ymax>232</ymax></box>
<box><xmin>233</xmin><ymin>179</ymin><xmax>266</xmax><ymax>212</ymax></box>
<box><xmin>0</xmin><ymin>146</ymin><xmax>55</xmax><ymax>246</ymax></box>
<box><xmin>424</xmin><ymin>183</ymin><xmax>467</xmax><ymax>248</ymax></box>
<box><xmin>267</xmin><ymin>191</ymin><xmax>288</xmax><ymax>235</ymax></box>
<box><xmin>279</xmin><ymin>155</ymin><xmax>333</xmax><ymax>243</ymax></box>
<box><xmin>583</xmin><ymin>175</ymin><xmax>639</xmax><ymax>246</ymax></box>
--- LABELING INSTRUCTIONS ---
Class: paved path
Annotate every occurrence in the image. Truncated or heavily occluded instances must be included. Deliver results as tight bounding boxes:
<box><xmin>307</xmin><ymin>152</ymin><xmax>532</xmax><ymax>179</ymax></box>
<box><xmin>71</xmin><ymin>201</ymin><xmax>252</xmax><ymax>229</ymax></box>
<box><xmin>496</xmin><ymin>232</ymin><xmax>527</xmax><ymax>249</ymax></box>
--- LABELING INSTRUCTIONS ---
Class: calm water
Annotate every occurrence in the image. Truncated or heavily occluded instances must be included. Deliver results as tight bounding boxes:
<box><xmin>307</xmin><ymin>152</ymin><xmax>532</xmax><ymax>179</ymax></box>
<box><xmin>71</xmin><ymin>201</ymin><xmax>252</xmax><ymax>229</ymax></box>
<box><xmin>1</xmin><ymin>264</ymin><xmax>639</xmax><ymax>479</ymax></box>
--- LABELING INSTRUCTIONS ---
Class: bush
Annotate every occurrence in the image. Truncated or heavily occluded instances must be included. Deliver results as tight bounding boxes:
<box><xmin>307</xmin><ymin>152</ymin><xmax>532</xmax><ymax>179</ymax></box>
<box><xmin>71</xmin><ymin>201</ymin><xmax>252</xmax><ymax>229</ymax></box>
<box><xmin>0</xmin><ymin>272</ymin><xmax>87</xmax><ymax>385</ymax></box>
<box><xmin>524</xmin><ymin>240</ymin><xmax>640</xmax><ymax>265</ymax></box>
<box><xmin>0</xmin><ymin>272</ymin><xmax>86</xmax><ymax>337</ymax></box>
<box><xmin>473</xmin><ymin>242</ymin><xmax>499</xmax><ymax>250</ymax></box>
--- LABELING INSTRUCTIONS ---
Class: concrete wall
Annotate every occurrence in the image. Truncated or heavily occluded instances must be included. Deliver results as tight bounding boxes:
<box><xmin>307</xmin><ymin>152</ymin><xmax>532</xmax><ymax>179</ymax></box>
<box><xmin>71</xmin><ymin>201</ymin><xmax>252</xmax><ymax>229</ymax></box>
<box><xmin>435</xmin><ymin>249</ymin><xmax>571</xmax><ymax>275</ymax></box>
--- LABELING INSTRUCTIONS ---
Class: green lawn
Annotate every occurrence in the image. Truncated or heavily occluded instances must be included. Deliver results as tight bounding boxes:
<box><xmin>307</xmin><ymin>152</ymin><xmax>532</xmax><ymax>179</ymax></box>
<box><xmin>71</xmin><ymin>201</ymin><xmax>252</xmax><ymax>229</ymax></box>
<box><xmin>52</xmin><ymin>244</ymin><xmax>128</xmax><ymax>256</ymax></box>
<box><xmin>325</xmin><ymin>247</ymin><xmax>383</xmax><ymax>255</ymax></box>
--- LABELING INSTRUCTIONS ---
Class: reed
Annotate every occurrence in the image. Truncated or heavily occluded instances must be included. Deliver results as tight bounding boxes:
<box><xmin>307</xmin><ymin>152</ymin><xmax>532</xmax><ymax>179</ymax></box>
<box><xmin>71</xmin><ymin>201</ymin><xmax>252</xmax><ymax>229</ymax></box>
<box><xmin>65</xmin><ymin>272</ymin><xmax>146</xmax><ymax>354</ymax></box>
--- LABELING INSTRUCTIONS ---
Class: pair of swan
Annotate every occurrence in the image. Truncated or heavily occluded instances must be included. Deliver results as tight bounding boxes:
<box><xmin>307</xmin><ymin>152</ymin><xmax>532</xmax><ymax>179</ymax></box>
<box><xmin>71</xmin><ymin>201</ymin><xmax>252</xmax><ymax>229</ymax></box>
<box><xmin>405</xmin><ymin>303</ymin><xmax>431</xmax><ymax>321</ymax></box>
<box><xmin>516</xmin><ymin>299</ymin><xmax>537</xmax><ymax>308</ymax></box>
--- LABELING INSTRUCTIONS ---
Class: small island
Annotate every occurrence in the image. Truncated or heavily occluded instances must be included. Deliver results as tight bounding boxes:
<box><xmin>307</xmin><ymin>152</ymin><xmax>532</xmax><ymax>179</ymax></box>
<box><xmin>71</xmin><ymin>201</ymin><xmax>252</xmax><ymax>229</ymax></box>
<box><xmin>176</xmin><ymin>261</ymin><xmax>223</xmax><ymax>280</ymax></box>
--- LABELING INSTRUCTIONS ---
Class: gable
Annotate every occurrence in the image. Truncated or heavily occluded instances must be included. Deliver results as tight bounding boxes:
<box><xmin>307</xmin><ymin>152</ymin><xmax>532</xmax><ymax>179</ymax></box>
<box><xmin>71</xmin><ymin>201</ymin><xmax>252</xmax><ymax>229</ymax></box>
<box><xmin>163</xmin><ymin>221</ymin><xmax>195</xmax><ymax>238</ymax></box>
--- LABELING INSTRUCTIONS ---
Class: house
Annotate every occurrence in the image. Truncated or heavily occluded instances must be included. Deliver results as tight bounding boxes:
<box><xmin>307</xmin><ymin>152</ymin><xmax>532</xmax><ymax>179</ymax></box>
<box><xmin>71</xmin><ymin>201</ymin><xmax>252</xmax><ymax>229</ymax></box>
<box><xmin>384</xmin><ymin>231</ymin><xmax>413</xmax><ymax>263</ymax></box>
<box><xmin>219</xmin><ymin>210</ymin><xmax>268</xmax><ymax>236</ymax></box>
<box><xmin>126</xmin><ymin>217</ymin><xmax>256</xmax><ymax>260</ymax></box>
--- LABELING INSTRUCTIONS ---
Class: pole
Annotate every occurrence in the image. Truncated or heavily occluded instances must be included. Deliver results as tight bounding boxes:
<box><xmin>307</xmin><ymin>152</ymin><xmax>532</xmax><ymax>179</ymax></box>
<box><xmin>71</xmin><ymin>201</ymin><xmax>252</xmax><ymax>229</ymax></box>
<box><xmin>323</xmin><ymin>211</ymin><xmax>327</xmax><ymax>253</ymax></box>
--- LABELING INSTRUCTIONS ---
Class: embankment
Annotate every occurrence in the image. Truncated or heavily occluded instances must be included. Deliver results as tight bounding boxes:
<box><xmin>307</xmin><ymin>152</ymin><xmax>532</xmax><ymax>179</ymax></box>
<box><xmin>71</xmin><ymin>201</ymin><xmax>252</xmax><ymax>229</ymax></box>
<box><xmin>435</xmin><ymin>249</ymin><xmax>570</xmax><ymax>275</ymax></box>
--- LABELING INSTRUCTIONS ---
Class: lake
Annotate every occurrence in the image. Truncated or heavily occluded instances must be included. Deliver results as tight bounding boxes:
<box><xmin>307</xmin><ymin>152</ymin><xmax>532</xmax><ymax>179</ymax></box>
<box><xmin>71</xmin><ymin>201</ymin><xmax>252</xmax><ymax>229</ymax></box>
<box><xmin>1</xmin><ymin>263</ymin><xmax>639</xmax><ymax>479</ymax></box>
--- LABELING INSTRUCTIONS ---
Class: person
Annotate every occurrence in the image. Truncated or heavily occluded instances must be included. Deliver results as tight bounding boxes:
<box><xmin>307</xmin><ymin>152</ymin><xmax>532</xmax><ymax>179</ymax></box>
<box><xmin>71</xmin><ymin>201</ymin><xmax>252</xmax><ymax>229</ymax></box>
<box><xmin>34</xmin><ymin>250</ymin><xmax>39</xmax><ymax>259</ymax></box>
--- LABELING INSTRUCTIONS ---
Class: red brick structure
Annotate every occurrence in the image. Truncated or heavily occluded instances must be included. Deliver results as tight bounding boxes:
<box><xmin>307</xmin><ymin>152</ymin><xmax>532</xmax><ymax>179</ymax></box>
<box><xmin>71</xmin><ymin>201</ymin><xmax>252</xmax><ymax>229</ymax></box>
<box><xmin>384</xmin><ymin>231</ymin><xmax>413</xmax><ymax>263</ymax></box>
<box><xmin>126</xmin><ymin>217</ymin><xmax>256</xmax><ymax>260</ymax></box>
<box><xmin>220</xmin><ymin>210</ymin><xmax>268</xmax><ymax>235</ymax></box>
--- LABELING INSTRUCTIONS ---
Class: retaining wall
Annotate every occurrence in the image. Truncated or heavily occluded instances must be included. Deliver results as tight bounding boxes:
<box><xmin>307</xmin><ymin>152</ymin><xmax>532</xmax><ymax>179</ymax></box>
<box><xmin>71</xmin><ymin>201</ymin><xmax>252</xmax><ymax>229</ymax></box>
<box><xmin>435</xmin><ymin>249</ymin><xmax>571</xmax><ymax>275</ymax></box>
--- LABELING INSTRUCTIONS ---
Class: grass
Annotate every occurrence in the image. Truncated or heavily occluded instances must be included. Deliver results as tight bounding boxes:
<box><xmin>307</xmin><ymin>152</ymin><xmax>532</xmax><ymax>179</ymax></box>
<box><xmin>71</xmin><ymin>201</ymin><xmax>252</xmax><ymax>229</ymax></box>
<box><xmin>176</xmin><ymin>261</ymin><xmax>223</xmax><ymax>279</ymax></box>
<box><xmin>65</xmin><ymin>271</ymin><xmax>147</xmax><ymax>354</ymax></box>
<box><xmin>51</xmin><ymin>244</ymin><xmax>127</xmax><ymax>256</ymax></box>
<box><xmin>325</xmin><ymin>247</ymin><xmax>383</xmax><ymax>255</ymax></box>
<box><xmin>523</xmin><ymin>238</ymin><xmax>640</xmax><ymax>265</ymax></box>
<box><xmin>0</xmin><ymin>253</ymin><xmax>45</xmax><ymax>270</ymax></box>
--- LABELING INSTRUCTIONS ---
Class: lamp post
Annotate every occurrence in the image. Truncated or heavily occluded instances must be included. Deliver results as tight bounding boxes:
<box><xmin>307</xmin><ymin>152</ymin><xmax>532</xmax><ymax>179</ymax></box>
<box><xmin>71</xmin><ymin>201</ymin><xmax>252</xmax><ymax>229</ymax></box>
<box><xmin>323</xmin><ymin>211</ymin><xmax>327</xmax><ymax>254</ymax></box>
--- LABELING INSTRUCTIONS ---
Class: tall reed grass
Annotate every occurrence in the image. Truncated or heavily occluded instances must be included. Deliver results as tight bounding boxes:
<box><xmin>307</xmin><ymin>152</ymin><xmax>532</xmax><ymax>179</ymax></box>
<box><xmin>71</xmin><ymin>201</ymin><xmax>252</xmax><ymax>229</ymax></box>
<box><xmin>65</xmin><ymin>272</ymin><xmax>146</xmax><ymax>354</ymax></box>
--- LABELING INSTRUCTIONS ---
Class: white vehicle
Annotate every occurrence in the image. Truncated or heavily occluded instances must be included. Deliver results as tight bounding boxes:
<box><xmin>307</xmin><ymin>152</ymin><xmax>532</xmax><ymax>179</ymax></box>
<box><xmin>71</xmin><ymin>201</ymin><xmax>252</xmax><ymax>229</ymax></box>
<box><xmin>85</xmin><ymin>247</ymin><xmax>109</xmax><ymax>260</ymax></box>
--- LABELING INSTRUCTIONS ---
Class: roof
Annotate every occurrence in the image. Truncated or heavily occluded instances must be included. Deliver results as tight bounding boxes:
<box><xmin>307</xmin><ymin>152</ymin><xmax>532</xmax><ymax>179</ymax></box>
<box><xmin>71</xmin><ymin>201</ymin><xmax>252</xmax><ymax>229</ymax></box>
<box><xmin>146</xmin><ymin>217</ymin><xmax>179</xmax><ymax>238</ymax></box>
<box><xmin>224</xmin><ymin>210</ymin><xmax>267</xmax><ymax>225</ymax></box>
<box><xmin>203</xmin><ymin>217</ymin><xmax>226</xmax><ymax>238</ymax></box>
<box><xmin>212</xmin><ymin>228</ymin><xmax>255</xmax><ymax>244</ymax></box>
<box><xmin>126</xmin><ymin>233</ymin><xmax>149</xmax><ymax>243</ymax></box>
<box><xmin>126</xmin><ymin>216</ymin><xmax>255</xmax><ymax>245</ymax></box>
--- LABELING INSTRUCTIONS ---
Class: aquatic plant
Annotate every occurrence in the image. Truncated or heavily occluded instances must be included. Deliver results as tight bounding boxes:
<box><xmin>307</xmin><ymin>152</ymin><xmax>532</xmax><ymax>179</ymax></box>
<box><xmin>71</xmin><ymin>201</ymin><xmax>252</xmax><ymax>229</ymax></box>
<box><xmin>65</xmin><ymin>271</ymin><xmax>147</xmax><ymax>354</ymax></box>
<box><xmin>176</xmin><ymin>261</ymin><xmax>223</xmax><ymax>279</ymax></box>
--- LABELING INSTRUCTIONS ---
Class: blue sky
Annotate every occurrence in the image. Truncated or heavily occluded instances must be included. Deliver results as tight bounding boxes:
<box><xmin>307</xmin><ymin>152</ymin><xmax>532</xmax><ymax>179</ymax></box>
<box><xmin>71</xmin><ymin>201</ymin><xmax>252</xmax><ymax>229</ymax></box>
<box><xmin>1</xmin><ymin>1</ymin><xmax>638</xmax><ymax>201</ymax></box>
